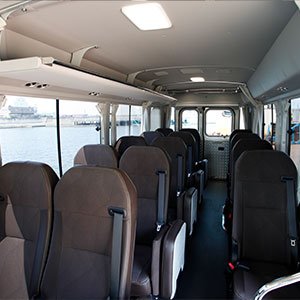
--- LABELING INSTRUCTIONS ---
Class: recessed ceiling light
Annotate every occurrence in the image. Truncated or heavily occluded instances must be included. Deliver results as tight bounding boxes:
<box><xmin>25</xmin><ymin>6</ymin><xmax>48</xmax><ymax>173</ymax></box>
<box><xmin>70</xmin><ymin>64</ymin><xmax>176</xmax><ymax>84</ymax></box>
<box><xmin>121</xmin><ymin>3</ymin><xmax>172</xmax><ymax>31</ymax></box>
<box><xmin>190</xmin><ymin>77</ymin><xmax>205</xmax><ymax>82</ymax></box>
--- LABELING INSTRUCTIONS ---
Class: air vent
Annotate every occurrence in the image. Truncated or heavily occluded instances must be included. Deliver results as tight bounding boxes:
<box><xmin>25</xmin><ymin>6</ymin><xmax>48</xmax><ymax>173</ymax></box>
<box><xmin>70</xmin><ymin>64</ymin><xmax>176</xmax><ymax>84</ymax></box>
<box><xmin>89</xmin><ymin>92</ymin><xmax>101</xmax><ymax>97</ymax></box>
<box><xmin>277</xmin><ymin>87</ymin><xmax>288</xmax><ymax>93</ymax></box>
<box><xmin>25</xmin><ymin>82</ymin><xmax>49</xmax><ymax>89</ymax></box>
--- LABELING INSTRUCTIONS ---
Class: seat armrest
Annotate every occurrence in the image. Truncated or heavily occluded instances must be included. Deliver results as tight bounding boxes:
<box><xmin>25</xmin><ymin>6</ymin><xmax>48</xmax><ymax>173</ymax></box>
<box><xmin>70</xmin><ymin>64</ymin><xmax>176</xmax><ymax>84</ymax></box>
<box><xmin>254</xmin><ymin>272</ymin><xmax>300</xmax><ymax>300</ymax></box>
<box><xmin>161</xmin><ymin>220</ymin><xmax>186</xmax><ymax>299</ymax></box>
<box><xmin>151</xmin><ymin>225</ymin><xmax>169</xmax><ymax>297</ymax></box>
<box><xmin>184</xmin><ymin>187</ymin><xmax>198</xmax><ymax>235</ymax></box>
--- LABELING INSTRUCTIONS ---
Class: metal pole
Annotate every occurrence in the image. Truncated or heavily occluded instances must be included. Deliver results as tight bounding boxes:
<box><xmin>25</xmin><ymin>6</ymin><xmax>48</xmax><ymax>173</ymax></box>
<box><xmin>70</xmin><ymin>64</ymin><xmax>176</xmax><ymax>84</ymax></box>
<box><xmin>56</xmin><ymin>99</ymin><xmax>63</xmax><ymax>177</ymax></box>
<box><xmin>129</xmin><ymin>105</ymin><xmax>132</xmax><ymax>135</ymax></box>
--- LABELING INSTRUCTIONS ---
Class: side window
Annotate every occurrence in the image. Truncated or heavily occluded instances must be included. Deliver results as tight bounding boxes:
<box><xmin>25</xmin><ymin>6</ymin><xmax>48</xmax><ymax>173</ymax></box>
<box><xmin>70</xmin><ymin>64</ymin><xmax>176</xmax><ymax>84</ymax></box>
<box><xmin>117</xmin><ymin>104</ymin><xmax>130</xmax><ymax>139</ymax></box>
<box><xmin>0</xmin><ymin>95</ymin><xmax>60</xmax><ymax>174</ymax></box>
<box><xmin>205</xmin><ymin>109</ymin><xmax>233</xmax><ymax>137</ymax></box>
<box><xmin>131</xmin><ymin>105</ymin><xmax>142</xmax><ymax>135</ymax></box>
<box><xmin>170</xmin><ymin>107</ymin><xmax>175</xmax><ymax>130</ymax></box>
<box><xmin>181</xmin><ymin>109</ymin><xmax>199</xmax><ymax>129</ymax></box>
<box><xmin>59</xmin><ymin>100</ymin><xmax>100</xmax><ymax>173</ymax></box>
<box><xmin>263</xmin><ymin>104</ymin><xmax>276</xmax><ymax>147</ymax></box>
<box><xmin>290</xmin><ymin>98</ymin><xmax>300</xmax><ymax>169</ymax></box>
<box><xmin>150</xmin><ymin>107</ymin><xmax>161</xmax><ymax>131</ymax></box>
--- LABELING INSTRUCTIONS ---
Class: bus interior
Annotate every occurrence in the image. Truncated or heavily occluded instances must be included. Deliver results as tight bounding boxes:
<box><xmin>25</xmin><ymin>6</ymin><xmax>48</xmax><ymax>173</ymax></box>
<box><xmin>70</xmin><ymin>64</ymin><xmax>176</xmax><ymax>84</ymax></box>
<box><xmin>0</xmin><ymin>1</ymin><xmax>299</xmax><ymax>299</ymax></box>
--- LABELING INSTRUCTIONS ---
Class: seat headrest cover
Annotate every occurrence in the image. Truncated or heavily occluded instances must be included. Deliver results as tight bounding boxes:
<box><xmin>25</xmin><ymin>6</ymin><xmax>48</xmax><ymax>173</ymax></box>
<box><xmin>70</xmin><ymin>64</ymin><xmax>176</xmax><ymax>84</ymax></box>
<box><xmin>74</xmin><ymin>144</ymin><xmax>118</xmax><ymax>168</ymax></box>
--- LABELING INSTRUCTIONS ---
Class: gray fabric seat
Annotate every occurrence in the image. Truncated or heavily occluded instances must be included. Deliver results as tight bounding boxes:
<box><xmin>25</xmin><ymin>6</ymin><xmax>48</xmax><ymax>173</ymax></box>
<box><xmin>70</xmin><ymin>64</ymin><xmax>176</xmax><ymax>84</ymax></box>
<box><xmin>229</xmin><ymin>129</ymin><xmax>252</xmax><ymax>142</ymax></box>
<box><xmin>0</xmin><ymin>162</ymin><xmax>58</xmax><ymax>299</ymax></box>
<box><xmin>232</xmin><ymin>150</ymin><xmax>300</xmax><ymax>300</ymax></box>
<box><xmin>119</xmin><ymin>146</ymin><xmax>171</xmax><ymax>297</ymax></box>
<box><xmin>156</xmin><ymin>128</ymin><xmax>173</xmax><ymax>136</ymax></box>
<box><xmin>73</xmin><ymin>144</ymin><xmax>118</xmax><ymax>167</ymax></box>
<box><xmin>120</xmin><ymin>146</ymin><xmax>186</xmax><ymax>299</ymax></box>
<box><xmin>115</xmin><ymin>136</ymin><xmax>147</xmax><ymax>158</ymax></box>
<box><xmin>40</xmin><ymin>166</ymin><xmax>137</xmax><ymax>299</ymax></box>
<box><xmin>141</xmin><ymin>131</ymin><xmax>163</xmax><ymax>145</ymax></box>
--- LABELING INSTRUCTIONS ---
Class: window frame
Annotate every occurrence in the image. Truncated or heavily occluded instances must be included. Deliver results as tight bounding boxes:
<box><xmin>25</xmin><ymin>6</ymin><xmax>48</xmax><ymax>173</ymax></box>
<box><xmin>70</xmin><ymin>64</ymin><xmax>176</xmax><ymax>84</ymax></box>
<box><xmin>204</xmin><ymin>107</ymin><xmax>234</xmax><ymax>138</ymax></box>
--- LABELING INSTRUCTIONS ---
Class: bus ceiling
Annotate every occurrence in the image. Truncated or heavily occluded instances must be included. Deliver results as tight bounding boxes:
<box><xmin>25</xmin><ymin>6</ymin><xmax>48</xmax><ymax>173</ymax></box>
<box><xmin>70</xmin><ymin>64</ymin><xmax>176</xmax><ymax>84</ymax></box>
<box><xmin>0</xmin><ymin>1</ymin><xmax>299</xmax><ymax>105</ymax></box>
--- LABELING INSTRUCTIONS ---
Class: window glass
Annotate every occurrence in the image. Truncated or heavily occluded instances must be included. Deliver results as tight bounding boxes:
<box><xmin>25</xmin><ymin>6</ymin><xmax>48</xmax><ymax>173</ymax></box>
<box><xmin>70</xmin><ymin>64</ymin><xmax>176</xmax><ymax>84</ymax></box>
<box><xmin>150</xmin><ymin>107</ymin><xmax>161</xmax><ymax>131</ymax></box>
<box><xmin>59</xmin><ymin>100</ymin><xmax>100</xmax><ymax>173</ymax></box>
<box><xmin>206</xmin><ymin>109</ymin><xmax>232</xmax><ymax>136</ymax></box>
<box><xmin>0</xmin><ymin>95</ymin><xmax>60</xmax><ymax>174</ymax></box>
<box><xmin>291</xmin><ymin>98</ymin><xmax>300</xmax><ymax>169</ymax></box>
<box><xmin>131</xmin><ymin>105</ymin><xmax>142</xmax><ymax>136</ymax></box>
<box><xmin>263</xmin><ymin>104</ymin><xmax>276</xmax><ymax>147</ymax></box>
<box><xmin>239</xmin><ymin>107</ymin><xmax>245</xmax><ymax>129</ymax></box>
<box><xmin>170</xmin><ymin>107</ymin><xmax>175</xmax><ymax>130</ymax></box>
<box><xmin>117</xmin><ymin>105</ymin><xmax>130</xmax><ymax>139</ymax></box>
<box><xmin>181</xmin><ymin>109</ymin><xmax>198</xmax><ymax>129</ymax></box>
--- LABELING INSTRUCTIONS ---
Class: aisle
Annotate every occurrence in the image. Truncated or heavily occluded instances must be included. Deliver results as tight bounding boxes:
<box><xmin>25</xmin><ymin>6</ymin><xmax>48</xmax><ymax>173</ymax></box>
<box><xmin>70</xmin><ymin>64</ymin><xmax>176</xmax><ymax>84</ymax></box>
<box><xmin>175</xmin><ymin>180</ymin><xmax>228</xmax><ymax>299</ymax></box>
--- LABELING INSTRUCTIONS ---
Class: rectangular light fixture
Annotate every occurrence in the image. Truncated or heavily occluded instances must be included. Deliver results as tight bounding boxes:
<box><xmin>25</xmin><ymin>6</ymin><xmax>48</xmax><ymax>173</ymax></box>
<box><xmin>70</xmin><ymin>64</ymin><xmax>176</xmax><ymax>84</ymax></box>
<box><xmin>121</xmin><ymin>3</ymin><xmax>172</xmax><ymax>31</ymax></box>
<box><xmin>190</xmin><ymin>77</ymin><xmax>205</xmax><ymax>82</ymax></box>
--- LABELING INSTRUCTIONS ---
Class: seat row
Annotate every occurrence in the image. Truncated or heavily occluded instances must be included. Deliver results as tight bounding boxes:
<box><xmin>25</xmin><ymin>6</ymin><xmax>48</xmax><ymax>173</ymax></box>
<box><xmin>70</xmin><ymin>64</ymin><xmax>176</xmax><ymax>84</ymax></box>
<box><xmin>224</xmin><ymin>130</ymin><xmax>300</xmax><ymax>299</ymax></box>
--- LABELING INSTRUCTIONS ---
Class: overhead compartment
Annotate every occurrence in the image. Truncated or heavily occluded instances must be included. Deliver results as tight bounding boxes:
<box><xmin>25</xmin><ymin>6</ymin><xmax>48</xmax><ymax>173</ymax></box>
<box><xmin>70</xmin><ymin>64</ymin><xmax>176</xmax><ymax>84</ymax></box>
<box><xmin>0</xmin><ymin>57</ymin><xmax>176</xmax><ymax>105</ymax></box>
<box><xmin>248</xmin><ymin>10</ymin><xmax>300</xmax><ymax>102</ymax></box>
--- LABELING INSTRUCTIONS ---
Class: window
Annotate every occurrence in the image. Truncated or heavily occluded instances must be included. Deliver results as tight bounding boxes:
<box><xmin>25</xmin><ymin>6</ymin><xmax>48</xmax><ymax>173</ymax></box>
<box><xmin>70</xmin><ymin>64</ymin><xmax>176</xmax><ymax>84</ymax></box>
<box><xmin>205</xmin><ymin>109</ymin><xmax>233</xmax><ymax>136</ymax></box>
<box><xmin>150</xmin><ymin>107</ymin><xmax>161</xmax><ymax>131</ymax></box>
<box><xmin>290</xmin><ymin>98</ymin><xmax>300</xmax><ymax>169</ymax></box>
<box><xmin>131</xmin><ymin>105</ymin><xmax>142</xmax><ymax>135</ymax></box>
<box><xmin>181</xmin><ymin>109</ymin><xmax>198</xmax><ymax>130</ymax></box>
<box><xmin>117</xmin><ymin>105</ymin><xmax>130</xmax><ymax>139</ymax></box>
<box><xmin>0</xmin><ymin>95</ymin><xmax>60</xmax><ymax>174</ymax></box>
<box><xmin>170</xmin><ymin>107</ymin><xmax>175</xmax><ymax>130</ymax></box>
<box><xmin>59</xmin><ymin>100</ymin><xmax>100</xmax><ymax>173</ymax></box>
<box><xmin>263</xmin><ymin>104</ymin><xmax>276</xmax><ymax>147</ymax></box>
<box><xmin>239</xmin><ymin>107</ymin><xmax>245</xmax><ymax>129</ymax></box>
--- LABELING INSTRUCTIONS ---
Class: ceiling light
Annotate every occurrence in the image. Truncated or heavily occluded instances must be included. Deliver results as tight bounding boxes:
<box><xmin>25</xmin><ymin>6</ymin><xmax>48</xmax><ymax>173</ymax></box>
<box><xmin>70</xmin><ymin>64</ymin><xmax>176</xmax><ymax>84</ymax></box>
<box><xmin>190</xmin><ymin>77</ymin><xmax>205</xmax><ymax>82</ymax></box>
<box><xmin>121</xmin><ymin>3</ymin><xmax>172</xmax><ymax>31</ymax></box>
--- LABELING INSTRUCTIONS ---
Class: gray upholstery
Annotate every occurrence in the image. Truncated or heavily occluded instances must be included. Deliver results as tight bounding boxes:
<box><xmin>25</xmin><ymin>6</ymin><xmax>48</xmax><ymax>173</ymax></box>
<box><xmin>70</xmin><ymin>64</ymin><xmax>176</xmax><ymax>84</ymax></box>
<box><xmin>233</xmin><ymin>150</ymin><xmax>299</xmax><ymax>300</ymax></box>
<box><xmin>156</xmin><ymin>128</ymin><xmax>173</xmax><ymax>136</ymax></box>
<box><xmin>73</xmin><ymin>144</ymin><xmax>118</xmax><ymax>168</ymax></box>
<box><xmin>141</xmin><ymin>131</ymin><xmax>163</xmax><ymax>145</ymax></box>
<box><xmin>40</xmin><ymin>166</ymin><xmax>137</xmax><ymax>299</ymax></box>
<box><xmin>180</xmin><ymin>128</ymin><xmax>201</xmax><ymax>161</ymax></box>
<box><xmin>119</xmin><ymin>146</ymin><xmax>170</xmax><ymax>297</ymax></box>
<box><xmin>115</xmin><ymin>136</ymin><xmax>147</xmax><ymax>158</ymax></box>
<box><xmin>0</xmin><ymin>162</ymin><xmax>58</xmax><ymax>299</ymax></box>
<box><xmin>230</xmin><ymin>133</ymin><xmax>260</xmax><ymax>154</ymax></box>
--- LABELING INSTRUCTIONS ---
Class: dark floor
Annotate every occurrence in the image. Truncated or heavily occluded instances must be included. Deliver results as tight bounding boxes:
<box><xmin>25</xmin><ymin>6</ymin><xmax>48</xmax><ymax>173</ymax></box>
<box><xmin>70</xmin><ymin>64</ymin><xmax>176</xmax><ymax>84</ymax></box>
<box><xmin>175</xmin><ymin>180</ymin><xmax>229</xmax><ymax>300</ymax></box>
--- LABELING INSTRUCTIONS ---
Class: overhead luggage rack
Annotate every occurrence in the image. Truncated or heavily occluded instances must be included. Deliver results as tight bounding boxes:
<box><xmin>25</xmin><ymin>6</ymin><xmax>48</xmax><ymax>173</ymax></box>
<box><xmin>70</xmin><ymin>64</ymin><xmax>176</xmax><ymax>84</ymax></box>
<box><xmin>0</xmin><ymin>57</ymin><xmax>176</xmax><ymax>105</ymax></box>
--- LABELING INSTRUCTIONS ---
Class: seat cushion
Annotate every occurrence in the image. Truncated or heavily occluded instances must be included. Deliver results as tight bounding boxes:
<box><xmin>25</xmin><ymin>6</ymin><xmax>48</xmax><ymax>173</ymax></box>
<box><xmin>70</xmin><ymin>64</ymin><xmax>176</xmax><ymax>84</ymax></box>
<box><xmin>233</xmin><ymin>261</ymin><xmax>300</xmax><ymax>300</ymax></box>
<box><xmin>131</xmin><ymin>245</ymin><xmax>152</xmax><ymax>297</ymax></box>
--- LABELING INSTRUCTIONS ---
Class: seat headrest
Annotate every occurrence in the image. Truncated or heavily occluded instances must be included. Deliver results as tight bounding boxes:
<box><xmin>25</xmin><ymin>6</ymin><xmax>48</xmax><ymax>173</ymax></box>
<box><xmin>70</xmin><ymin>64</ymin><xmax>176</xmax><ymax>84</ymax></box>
<box><xmin>180</xmin><ymin>128</ymin><xmax>201</xmax><ymax>142</ymax></box>
<box><xmin>74</xmin><ymin>144</ymin><xmax>118</xmax><ymax>168</ymax></box>
<box><xmin>155</xmin><ymin>128</ymin><xmax>173</xmax><ymax>136</ymax></box>
<box><xmin>236</xmin><ymin>150</ymin><xmax>297</xmax><ymax>182</ymax></box>
<box><xmin>114</xmin><ymin>136</ymin><xmax>147</xmax><ymax>157</ymax></box>
<box><xmin>141</xmin><ymin>131</ymin><xmax>163</xmax><ymax>145</ymax></box>
<box><xmin>229</xmin><ymin>129</ymin><xmax>252</xmax><ymax>141</ymax></box>
<box><xmin>151</xmin><ymin>136</ymin><xmax>187</xmax><ymax>157</ymax></box>
<box><xmin>169</xmin><ymin>131</ymin><xmax>196</xmax><ymax>146</ymax></box>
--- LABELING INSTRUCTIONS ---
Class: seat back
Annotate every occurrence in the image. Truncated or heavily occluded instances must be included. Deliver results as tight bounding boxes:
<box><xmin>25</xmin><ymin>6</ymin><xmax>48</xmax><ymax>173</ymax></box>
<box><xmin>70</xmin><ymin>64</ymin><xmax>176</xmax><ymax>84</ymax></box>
<box><xmin>156</xmin><ymin>128</ymin><xmax>173</xmax><ymax>136</ymax></box>
<box><xmin>74</xmin><ymin>144</ymin><xmax>118</xmax><ymax>168</ymax></box>
<box><xmin>180</xmin><ymin>128</ymin><xmax>201</xmax><ymax>161</ymax></box>
<box><xmin>229</xmin><ymin>129</ymin><xmax>252</xmax><ymax>142</ymax></box>
<box><xmin>115</xmin><ymin>136</ymin><xmax>147</xmax><ymax>158</ymax></box>
<box><xmin>230</xmin><ymin>139</ymin><xmax>273</xmax><ymax>199</ymax></box>
<box><xmin>169</xmin><ymin>131</ymin><xmax>196</xmax><ymax>179</ymax></box>
<box><xmin>0</xmin><ymin>162</ymin><xmax>58</xmax><ymax>298</ymax></box>
<box><xmin>151</xmin><ymin>136</ymin><xmax>187</xmax><ymax>211</ymax></box>
<box><xmin>119</xmin><ymin>146</ymin><xmax>170</xmax><ymax>245</ymax></box>
<box><xmin>40</xmin><ymin>166</ymin><xmax>137</xmax><ymax>299</ymax></box>
<box><xmin>230</xmin><ymin>133</ymin><xmax>260</xmax><ymax>153</ymax></box>
<box><xmin>141</xmin><ymin>131</ymin><xmax>163</xmax><ymax>145</ymax></box>
<box><xmin>233</xmin><ymin>150</ymin><xmax>298</xmax><ymax>266</ymax></box>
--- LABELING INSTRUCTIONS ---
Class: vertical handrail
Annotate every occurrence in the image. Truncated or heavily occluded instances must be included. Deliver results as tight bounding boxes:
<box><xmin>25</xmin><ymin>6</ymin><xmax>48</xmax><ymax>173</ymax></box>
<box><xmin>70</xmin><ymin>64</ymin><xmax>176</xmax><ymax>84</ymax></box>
<box><xmin>56</xmin><ymin>99</ymin><xmax>63</xmax><ymax>178</ymax></box>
